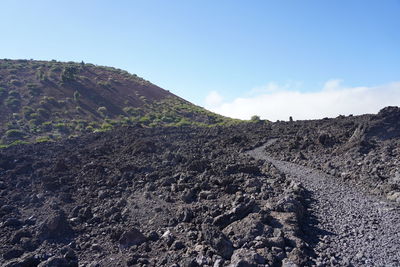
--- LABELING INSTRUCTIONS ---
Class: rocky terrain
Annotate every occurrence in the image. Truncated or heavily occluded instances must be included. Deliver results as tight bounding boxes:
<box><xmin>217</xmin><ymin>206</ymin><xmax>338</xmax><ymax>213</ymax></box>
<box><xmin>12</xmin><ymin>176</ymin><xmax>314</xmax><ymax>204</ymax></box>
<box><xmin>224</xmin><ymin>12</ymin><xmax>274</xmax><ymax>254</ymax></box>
<box><xmin>0</xmin><ymin>125</ymin><xmax>310</xmax><ymax>266</ymax></box>
<box><xmin>1</xmin><ymin>59</ymin><xmax>400</xmax><ymax>266</ymax></box>
<box><xmin>249</xmin><ymin>143</ymin><xmax>400</xmax><ymax>266</ymax></box>
<box><xmin>265</xmin><ymin>106</ymin><xmax>400</xmax><ymax>202</ymax></box>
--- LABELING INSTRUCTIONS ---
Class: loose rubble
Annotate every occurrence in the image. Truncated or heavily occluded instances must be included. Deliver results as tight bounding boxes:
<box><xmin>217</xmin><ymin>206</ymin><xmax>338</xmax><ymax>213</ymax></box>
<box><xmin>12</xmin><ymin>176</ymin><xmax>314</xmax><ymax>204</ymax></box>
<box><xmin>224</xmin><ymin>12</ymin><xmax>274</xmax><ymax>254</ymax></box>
<box><xmin>0</xmin><ymin>125</ymin><xmax>308</xmax><ymax>266</ymax></box>
<box><xmin>249</xmin><ymin>144</ymin><xmax>400</xmax><ymax>266</ymax></box>
<box><xmin>265</xmin><ymin>106</ymin><xmax>400</xmax><ymax>201</ymax></box>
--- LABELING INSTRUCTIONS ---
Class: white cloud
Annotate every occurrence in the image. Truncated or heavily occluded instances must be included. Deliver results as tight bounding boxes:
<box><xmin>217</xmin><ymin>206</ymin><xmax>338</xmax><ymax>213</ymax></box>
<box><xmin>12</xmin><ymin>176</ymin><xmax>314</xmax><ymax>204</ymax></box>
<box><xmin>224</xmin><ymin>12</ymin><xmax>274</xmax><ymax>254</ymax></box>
<box><xmin>205</xmin><ymin>91</ymin><xmax>224</xmax><ymax>107</ymax></box>
<box><xmin>205</xmin><ymin>80</ymin><xmax>400</xmax><ymax>121</ymax></box>
<box><xmin>248</xmin><ymin>81</ymin><xmax>303</xmax><ymax>96</ymax></box>
<box><xmin>322</xmin><ymin>79</ymin><xmax>342</xmax><ymax>91</ymax></box>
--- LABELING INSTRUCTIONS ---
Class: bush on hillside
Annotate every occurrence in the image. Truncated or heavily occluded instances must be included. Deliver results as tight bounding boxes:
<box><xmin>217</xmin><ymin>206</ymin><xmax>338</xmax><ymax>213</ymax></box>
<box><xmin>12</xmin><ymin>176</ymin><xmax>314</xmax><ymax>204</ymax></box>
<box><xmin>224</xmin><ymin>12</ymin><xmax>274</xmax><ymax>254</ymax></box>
<box><xmin>5</xmin><ymin>97</ymin><xmax>21</xmax><ymax>110</ymax></box>
<box><xmin>250</xmin><ymin>115</ymin><xmax>261</xmax><ymax>122</ymax></box>
<box><xmin>61</xmin><ymin>65</ymin><xmax>78</xmax><ymax>82</ymax></box>
<box><xmin>5</xmin><ymin>129</ymin><xmax>25</xmax><ymax>139</ymax></box>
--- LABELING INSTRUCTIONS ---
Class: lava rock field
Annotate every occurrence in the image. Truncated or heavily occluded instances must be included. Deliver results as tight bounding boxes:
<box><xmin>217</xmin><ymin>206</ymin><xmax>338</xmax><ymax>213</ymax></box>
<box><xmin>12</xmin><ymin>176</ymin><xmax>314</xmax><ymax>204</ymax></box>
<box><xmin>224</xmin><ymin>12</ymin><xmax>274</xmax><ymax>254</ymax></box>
<box><xmin>0</xmin><ymin>125</ymin><xmax>308</xmax><ymax>266</ymax></box>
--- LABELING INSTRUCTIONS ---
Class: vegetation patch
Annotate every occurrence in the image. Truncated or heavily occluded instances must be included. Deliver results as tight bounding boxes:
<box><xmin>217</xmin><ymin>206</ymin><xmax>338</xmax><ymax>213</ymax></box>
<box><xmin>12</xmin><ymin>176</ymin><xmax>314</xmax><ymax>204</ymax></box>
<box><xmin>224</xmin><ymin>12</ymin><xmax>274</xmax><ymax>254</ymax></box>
<box><xmin>5</xmin><ymin>129</ymin><xmax>25</xmax><ymax>139</ymax></box>
<box><xmin>0</xmin><ymin>59</ymin><xmax>254</xmax><ymax>146</ymax></box>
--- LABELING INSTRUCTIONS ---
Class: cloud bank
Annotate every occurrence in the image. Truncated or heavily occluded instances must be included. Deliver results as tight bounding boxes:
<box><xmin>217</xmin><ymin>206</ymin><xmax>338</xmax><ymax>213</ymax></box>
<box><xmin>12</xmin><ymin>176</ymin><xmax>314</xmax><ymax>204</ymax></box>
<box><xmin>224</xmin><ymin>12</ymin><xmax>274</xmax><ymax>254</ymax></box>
<box><xmin>205</xmin><ymin>80</ymin><xmax>400</xmax><ymax>121</ymax></box>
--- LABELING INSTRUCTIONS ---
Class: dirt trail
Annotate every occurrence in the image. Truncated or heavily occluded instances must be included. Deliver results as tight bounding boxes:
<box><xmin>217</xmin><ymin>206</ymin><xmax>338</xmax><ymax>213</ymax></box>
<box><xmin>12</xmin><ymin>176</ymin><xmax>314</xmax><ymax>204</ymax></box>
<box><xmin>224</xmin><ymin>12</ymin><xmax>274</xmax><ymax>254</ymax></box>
<box><xmin>248</xmin><ymin>143</ymin><xmax>400</xmax><ymax>266</ymax></box>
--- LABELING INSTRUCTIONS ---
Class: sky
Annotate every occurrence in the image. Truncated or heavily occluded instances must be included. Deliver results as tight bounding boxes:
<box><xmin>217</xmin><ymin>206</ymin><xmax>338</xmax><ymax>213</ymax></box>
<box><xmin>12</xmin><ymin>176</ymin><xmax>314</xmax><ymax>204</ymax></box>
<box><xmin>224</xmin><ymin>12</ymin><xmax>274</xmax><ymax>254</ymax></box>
<box><xmin>1</xmin><ymin>0</ymin><xmax>399</xmax><ymax>120</ymax></box>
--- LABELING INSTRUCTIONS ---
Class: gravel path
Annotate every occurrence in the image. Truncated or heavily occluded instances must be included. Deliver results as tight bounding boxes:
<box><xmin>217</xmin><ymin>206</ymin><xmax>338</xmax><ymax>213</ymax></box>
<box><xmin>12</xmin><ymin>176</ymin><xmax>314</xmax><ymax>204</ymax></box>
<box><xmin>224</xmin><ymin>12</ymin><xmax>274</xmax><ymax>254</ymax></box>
<box><xmin>248</xmin><ymin>143</ymin><xmax>400</xmax><ymax>266</ymax></box>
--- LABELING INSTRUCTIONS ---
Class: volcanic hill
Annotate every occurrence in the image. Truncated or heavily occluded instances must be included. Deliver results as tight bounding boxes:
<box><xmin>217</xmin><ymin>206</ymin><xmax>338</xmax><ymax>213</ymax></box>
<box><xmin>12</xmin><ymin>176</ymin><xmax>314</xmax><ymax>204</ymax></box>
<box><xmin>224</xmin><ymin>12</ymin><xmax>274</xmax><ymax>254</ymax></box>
<box><xmin>0</xmin><ymin>59</ymin><xmax>237</xmax><ymax>147</ymax></box>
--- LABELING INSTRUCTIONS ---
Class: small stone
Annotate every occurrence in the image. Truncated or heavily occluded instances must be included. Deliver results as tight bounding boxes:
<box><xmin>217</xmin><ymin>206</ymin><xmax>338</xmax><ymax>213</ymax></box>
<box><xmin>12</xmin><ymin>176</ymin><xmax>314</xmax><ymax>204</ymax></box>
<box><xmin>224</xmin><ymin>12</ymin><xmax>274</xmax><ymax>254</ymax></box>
<box><xmin>273</xmin><ymin>228</ymin><xmax>284</xmax><ymax>237</ymax></box>
<box><xmin>229</xmin><ymin>248</ymin><xmax>264</xmax><ymax>266</ymax></box>
<box><xmin>171</xmin><ymin>240</ymin><xmax>185</xmax><ymax>250</ymax></box>
<box><xmin>64</xmin><ymin>248</ymin><xmax>77</xmax><ymax>261</ymax></box>
<box><xmin>0</xmin><ymin>181</ymin><xmax>6</xmax><ymax>189</ymax></box>
<box><xmin>213</xmin><ymin>258</ymin><xmax>224</xmax><ymax>267</ymax></box>
<box><xmin>11</xmin><ymin>229</ymin><xmax>31</xmax><ymax>244</ymax></box>
<box><xmin>265</xmin><ymin>237</ymin><xmax>285</xmax><ymax>248</ymax></box>
<box><xmin>3</xmin><ymin>217</ymin><xmax>22</xmax><ymax>227</ymax></box>
<box><xmin>281</xmin><ymin>258</ymin><xmax>299</xmax><ymax>267</ymax></box>
<box><xmin>38</xmin><ymin>256</ymin><xmax>68</xmax><ymax>267</ymax></box>
<box><xmin>355</xmin><ymin>251</ymin><xmax>364</xmax><ymax>260</ymax></box>
<box><xmin>147</xmin><ymin>231</ymin><xmax>159</xmax><ymax>241</ymax></box>
<box><xmin>6</xmin><ymin>254</ymin><xmax>41</xmax><ymax>266</ymax></box>
<box><xmin>3</xmin><ymin>248</ymin><xmax>24</xmax><ymax>260</ymax></box>
<box><xmin>97</xmin><ymin>190</ymin><xmax>109</xmax><ymax>199</ymax></box>
<box><xmin>91</xmin><ymin>244</ymin><xmax>102</xmax><ymax>251</ymax></box>
<box><xmin>0</xmin><ymin>205</ymin><xmax>15</xmax><ymax>214</ymax></box>
<box><xmin>119</xmin><ymin>228</ymin><xmax>147</xmax><ymax>248</ymax></box>
<box><xmin>182</xmin><ymin>189</ymin><xmax>196</xmax><ymax>203</ymax></box>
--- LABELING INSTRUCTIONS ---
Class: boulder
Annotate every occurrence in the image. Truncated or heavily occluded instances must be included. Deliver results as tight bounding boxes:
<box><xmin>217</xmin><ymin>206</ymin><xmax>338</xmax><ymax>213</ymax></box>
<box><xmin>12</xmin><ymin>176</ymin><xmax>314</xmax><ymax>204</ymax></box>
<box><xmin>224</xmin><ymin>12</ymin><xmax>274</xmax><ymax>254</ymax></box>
<box><xmin>222</xmin><ymin>213</ymin><xmax>265</xmax><ymax>248</ymax></box>
<box><xmin>39</xmin><ymin>210</ymin><xmax>72</xmax><ymax>240</ymax></box>
<box><xmin>201</xmin><ymin>225</ymin><xmax>233</xmax><ymax>260</ymax></box>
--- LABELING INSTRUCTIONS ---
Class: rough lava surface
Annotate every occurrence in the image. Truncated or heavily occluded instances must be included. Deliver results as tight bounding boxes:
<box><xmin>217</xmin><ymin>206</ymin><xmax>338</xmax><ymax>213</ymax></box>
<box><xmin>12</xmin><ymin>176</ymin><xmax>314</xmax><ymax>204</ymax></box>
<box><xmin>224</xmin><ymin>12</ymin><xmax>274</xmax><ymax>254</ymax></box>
<box><xmin>0</xmin><ymin>125</ymin><xmax>308</xmax><ymax>266</ymax></box>
<box><xmin>265</xmin><ymin>106</ymin><xmax>400</xmax><ymax>201</ymax></box>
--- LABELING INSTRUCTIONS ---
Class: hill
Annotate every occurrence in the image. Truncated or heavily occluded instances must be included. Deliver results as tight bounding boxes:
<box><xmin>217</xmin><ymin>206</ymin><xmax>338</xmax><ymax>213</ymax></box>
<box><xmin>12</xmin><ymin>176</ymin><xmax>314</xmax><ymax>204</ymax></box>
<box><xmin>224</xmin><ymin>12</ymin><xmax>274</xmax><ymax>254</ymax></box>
<box><xmin>0</xmin><ymin>59</ymin><xmax>238</xmax><ymax>147</ymax></box>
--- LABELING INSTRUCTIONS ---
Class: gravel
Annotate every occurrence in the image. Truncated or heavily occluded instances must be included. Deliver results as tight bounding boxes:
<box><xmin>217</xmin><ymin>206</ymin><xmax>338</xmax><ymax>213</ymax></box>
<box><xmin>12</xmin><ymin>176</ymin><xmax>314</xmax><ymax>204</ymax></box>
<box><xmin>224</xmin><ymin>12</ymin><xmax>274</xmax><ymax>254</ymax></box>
<box><xmin>248</xmin><ymin>142</ymin><xmax>400</xmax><ymax>266</ymax></box>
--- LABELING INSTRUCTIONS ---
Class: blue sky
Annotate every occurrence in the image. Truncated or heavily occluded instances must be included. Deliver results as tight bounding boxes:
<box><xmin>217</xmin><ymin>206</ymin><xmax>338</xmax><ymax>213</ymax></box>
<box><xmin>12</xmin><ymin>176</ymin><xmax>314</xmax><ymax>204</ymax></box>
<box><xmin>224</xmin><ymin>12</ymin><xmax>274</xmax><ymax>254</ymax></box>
<box><xmin>1</xmin><ymin>0</ymin><xmax>399</xmax><ymax>120</ymax></box>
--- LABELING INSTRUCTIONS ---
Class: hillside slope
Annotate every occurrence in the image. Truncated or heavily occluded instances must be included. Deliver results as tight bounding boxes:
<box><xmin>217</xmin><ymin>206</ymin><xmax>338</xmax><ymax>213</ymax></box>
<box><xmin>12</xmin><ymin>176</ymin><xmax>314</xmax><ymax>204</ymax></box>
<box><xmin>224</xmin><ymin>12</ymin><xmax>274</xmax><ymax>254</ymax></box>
<box><xmin>0</xmin><ymin>59</ymin><xmax>237</xmax><ymax>147</ymax></box>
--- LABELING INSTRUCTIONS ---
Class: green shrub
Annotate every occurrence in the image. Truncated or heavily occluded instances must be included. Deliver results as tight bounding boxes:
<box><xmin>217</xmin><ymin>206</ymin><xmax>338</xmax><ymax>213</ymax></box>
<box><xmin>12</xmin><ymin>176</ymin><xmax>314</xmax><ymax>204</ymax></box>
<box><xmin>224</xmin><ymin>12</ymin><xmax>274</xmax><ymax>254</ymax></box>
<box><xmin>36</xmin><ymin>136</ymin><xmax>52</xmax><ymax>143</ymax></box>
<box><xmin>36</xmin><ymin>70</ymin><xmax>45</xmax><ymax>80</ymax></box>
<box><xmin>74</xmin><ymin>120</ymin><xmax>87</xmax><ymax>131</ymax></box>
<box><xmin>8</xmin><ymin>79</ymin><xmax>21</xmax><ymax>86</ymax></box>
<box><xmin>5</xmin><ymin>97</ymin><xmax>21</xmax><ymax>110</ymax></box>
<box><xmin>97</xmin><ymin>106</ymin><xmax>108</xmax><ymax>117</ymax></box>
<box><xmin>89</xmin><ymin>121</ymin><xmax>99</xmax><ymax>127</ymax></box>
<box><xmin>8</xmin><ymin>140</ymin><xmax>30</xmax><ymax>146</ymax></box>
<box><xmin>161</xmin><ymin>115</ymin><xmax>177</xmax><ymax>123</ymax></box>
<box><xmin>85</xmin><ymin>125</ymin><xmax>95</xmax><ymax>132</ymax></box>
<box><xmin>22</xmin><ymin>106</ymin><xmax>35</xmax><ymax>118</ymax></box>
<box><xmin>123</xmin><ymin>106</ymin><xmax>140</xmax><ymax>116</ymax></box>
<box><xmin>57</xmin><ymin>100</ymin><xmax>66</xmax><ymax>106</ymax></box>
<box><xmin>139</xmin><ymin>115</ymin><xmax>151</xmax><ymax>125</ymax></box>
<box><xmin>50</xmin><ymin>65</ymin><xmax>62</xmax><ymax>73</ymax></box>
<box><xmin>101</xmin><ymin>122</ymin><xmax>113</xmax><ymax>131</ymax></box>
<box><xmin>27</xmin><ymin>83</ymin><xmax>42</xmax><ymax>96</ymax></box>
<box><xmin>40</xmin><ymin>121</ymin><xmax>53</xmax><ymax>131</ymax></box>
<box><xmin>0</xmin><ymin>140</ymin><xmax>30</xmax><ymax>148</ymax></box>
<box><xmin>6</xmin><ymin>122</ymin><xmax>18</xmax><ymax>129</ymax></box>
<box><xmin>12</xmin><ymin>113</ymin><xmax>20</xmax><ymax>119</ymax></box>
<box><xmin>54</xmin><ymin>123</ymin><xmax>70</xmax><ymax>133</ymax></box>
<box><xmin>175</xmin><ymin>118</ymin><xmax>191</xmax><ymax>127</ymax></box>
<box><xmin>5</xmin><ymin>129</ymin><xmax>25</xmax><ymax>138</ymax></box>
<box><xmin>37</xmin><ymin>108</ymin><xmax>49</xmax><ymax>118</ymax></box>
<box><xmin>97</xmin><ymin>81</ymin><xmax>111</xmax><ymax>88</ymax></box>
<box><xmin>250</xmin><ymin>115</ymin><xmax>261</xmax><ymax>122</ymax></box>
<box><xmin>0</xmin><ymin>87</ymin><xmax>6</xmax><ymax>98</ymax></box>
<box><xmin>73</xmin><ymin>90</ymin><xmax>80</xmax><ymax>102</ymax></box>
<box><xmin>29</xmin><ymin>118</ymin><xmax>42</xmax><ymax>126</ymax></box>
<box><xmin>8</xmin><ymin>90</ymin><xmax>20</xmax><ymax>98</ymax></box>
<box><xmin>61</xmin><ymin>65</ymin><xmax>78</xmax><ymax>82</ymax></box>
<box><xmin>41</xmin><ymin>96</ymin><xmax>58</xmax><ymax>106</ymax></box>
